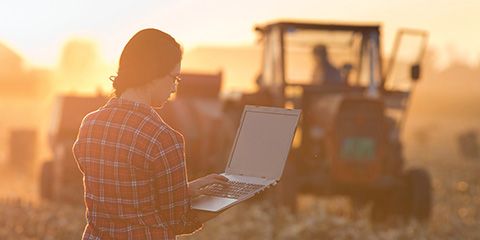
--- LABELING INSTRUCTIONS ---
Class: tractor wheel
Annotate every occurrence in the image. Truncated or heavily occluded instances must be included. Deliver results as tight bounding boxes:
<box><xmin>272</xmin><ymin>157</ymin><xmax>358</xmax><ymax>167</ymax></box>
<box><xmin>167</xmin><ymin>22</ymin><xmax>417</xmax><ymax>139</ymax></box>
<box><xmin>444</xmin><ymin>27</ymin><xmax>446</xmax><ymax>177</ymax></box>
<box><xmin>40</xmin><ymin>160</ymin><xmax>54</xmax><ymax>201</ymax></box>
<box><xmin>404</xmin><ymin>168</ymin><xmax>432</xmax><ymax>222</ymax></box>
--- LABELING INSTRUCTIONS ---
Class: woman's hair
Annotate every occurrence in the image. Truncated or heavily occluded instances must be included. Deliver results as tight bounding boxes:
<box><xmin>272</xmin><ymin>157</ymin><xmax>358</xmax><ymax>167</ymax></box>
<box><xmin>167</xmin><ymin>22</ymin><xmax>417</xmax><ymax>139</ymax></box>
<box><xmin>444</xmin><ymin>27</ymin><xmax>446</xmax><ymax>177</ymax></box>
<box><xmin>111</xmin><ymin>28</ymin><xmax>183</xmax><ymax>97</ymax></box>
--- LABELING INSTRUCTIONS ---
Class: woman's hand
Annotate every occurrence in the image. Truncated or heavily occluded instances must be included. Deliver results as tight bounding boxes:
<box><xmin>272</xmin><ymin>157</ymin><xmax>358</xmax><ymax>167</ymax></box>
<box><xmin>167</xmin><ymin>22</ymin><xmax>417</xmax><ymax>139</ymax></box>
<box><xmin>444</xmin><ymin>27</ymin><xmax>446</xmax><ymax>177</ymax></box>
<box><xmin>188</xmin><ymin>174</ymin><xmax>229</xmax><ymax>197</ymax></box>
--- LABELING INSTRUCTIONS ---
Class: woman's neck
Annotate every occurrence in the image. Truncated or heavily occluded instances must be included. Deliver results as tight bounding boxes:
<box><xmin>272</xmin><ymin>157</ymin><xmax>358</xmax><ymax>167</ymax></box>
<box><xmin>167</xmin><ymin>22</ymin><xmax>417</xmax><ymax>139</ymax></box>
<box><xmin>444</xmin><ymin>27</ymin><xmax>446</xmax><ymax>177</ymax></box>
<box><xmin>119</xmin><ymin>88</ymin><xmax>151</xmax><ymax>106</ymax></box>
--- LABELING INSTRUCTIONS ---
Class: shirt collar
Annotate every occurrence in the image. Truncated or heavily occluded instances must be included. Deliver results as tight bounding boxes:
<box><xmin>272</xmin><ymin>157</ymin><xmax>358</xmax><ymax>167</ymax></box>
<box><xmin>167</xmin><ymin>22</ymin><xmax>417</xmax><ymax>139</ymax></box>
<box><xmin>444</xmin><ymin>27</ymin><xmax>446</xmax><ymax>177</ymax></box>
<box><xmin>103</xmin><ymin>98</ymin><xmax>156</xmax><ymax>115</ymax></box>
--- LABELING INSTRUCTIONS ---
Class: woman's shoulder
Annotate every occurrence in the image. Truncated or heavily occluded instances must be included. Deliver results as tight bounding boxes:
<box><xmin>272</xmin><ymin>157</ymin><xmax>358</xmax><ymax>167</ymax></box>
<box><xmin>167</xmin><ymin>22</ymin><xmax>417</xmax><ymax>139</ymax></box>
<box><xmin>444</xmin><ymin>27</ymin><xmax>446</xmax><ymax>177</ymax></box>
<box><xmin>150</xmin><ymin>114</ymin><xmax>184</xmax><ymax>141</ymax></box>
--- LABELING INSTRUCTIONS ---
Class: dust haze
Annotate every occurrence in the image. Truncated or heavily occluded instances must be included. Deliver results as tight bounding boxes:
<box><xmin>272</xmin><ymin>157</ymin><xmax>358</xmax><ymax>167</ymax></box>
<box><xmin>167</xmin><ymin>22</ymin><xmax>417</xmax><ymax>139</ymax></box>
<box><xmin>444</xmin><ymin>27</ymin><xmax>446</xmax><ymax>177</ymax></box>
<box><xmin>0</xmin><ymin>38</ymin><xmax>479</xmax><ymax>238</ymax></box>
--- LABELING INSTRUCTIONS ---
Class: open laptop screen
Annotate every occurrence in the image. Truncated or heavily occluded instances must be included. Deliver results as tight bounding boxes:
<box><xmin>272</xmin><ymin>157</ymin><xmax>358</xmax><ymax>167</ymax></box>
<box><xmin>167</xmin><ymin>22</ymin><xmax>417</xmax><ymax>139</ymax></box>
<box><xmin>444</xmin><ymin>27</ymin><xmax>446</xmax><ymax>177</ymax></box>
<box><xmin>225</xmin><ymin>106</ymin><xmax>300</xmax><ymax>180</ymax></box>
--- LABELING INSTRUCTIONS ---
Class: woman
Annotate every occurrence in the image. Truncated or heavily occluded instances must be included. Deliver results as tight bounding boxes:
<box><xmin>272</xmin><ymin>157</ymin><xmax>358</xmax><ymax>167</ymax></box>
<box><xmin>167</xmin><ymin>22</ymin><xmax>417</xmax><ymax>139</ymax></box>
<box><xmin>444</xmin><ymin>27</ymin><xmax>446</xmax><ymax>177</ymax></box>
<box><xmin>72</xmin><ymin>28</ymin><xmax>228</xmax><ymax>239</ymax></box>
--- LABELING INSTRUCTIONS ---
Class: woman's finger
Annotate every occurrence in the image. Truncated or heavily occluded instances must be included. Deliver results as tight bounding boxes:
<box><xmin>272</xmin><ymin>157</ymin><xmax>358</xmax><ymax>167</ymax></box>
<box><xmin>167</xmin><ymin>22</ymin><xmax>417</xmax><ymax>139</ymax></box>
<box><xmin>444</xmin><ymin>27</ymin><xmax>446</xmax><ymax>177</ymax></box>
<box><xmin>209</xmin><ymin>174</ymin><xmax>229</xmax><ymax>182</ymax></box>
<box><xmin>211</xmin><ymin>179</ymin><xmax>229</xmax><ymax>187</ymax></box>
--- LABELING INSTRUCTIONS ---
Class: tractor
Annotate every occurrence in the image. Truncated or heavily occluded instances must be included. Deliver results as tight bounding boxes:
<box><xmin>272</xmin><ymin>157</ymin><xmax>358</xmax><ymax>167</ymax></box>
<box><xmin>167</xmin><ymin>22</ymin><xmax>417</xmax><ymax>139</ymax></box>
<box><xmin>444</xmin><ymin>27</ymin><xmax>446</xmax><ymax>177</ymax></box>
<box><xmin>227</xmin><ymin>20</ymin><xmax>432</xmax><ymax>222</ymax></box>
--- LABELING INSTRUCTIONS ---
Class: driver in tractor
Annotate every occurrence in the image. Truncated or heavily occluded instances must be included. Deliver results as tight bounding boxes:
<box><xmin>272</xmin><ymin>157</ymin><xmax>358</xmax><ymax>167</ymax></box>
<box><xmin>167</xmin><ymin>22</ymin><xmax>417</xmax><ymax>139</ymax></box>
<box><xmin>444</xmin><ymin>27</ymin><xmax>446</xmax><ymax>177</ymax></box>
<box><xmin>311</xmin><ymin>44</ymin><xmax>352</xmax><ymax>86</ymax></box>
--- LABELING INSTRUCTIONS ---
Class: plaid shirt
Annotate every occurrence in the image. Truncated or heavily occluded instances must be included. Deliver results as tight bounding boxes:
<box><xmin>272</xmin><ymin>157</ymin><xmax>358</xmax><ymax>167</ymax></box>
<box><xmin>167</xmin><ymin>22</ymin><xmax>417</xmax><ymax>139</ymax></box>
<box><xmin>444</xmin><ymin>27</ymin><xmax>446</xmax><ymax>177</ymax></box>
<box><xmin>73</xmin><ymin>98</ymin><xmax>202</xmax><ymax>240</ymax></box>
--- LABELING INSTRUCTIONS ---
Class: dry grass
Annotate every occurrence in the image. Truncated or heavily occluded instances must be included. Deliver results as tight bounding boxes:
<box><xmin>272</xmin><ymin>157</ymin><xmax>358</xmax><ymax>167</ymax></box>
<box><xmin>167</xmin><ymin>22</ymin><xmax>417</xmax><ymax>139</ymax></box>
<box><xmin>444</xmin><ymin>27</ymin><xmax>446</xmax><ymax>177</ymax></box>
<box><xmin>0</xmin><ymin>199</ymin><xmax>84</xmax><ymax>240</ymax></box>
<box><xmin>1</xmin><ymin>151</ymin><xmax>479</xmax><ymax>240</ymax></box>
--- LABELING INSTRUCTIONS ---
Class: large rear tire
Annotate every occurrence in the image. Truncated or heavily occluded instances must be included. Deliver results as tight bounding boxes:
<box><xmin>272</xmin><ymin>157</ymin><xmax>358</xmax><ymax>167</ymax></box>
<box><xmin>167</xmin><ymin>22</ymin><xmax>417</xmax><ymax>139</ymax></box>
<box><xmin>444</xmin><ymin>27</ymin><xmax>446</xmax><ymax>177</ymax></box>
<box><xmin>404</xmin><ymin>168</ymin><xmax>432</xmax><ymax>222</ymax></box>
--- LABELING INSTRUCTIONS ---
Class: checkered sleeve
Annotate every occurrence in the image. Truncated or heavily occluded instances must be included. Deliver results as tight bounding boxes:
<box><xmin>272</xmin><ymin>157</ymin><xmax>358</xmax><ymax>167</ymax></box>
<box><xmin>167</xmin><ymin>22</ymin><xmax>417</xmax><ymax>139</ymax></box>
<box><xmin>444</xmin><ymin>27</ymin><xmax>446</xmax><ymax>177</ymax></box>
<box><xmin>151</xmin><ymin>128</ymin><xmax>203</xmax><ymax>235</ymax></box>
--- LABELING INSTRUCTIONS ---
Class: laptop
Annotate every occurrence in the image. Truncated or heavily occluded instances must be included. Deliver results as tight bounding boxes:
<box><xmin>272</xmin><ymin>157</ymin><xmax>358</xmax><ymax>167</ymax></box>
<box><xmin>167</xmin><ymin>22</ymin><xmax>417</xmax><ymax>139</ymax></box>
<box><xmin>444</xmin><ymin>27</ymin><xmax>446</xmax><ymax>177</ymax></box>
<box><xmin>191</xmin><ymin>105</ymin><xmax>301</xmax><ymax>212</ymax></box>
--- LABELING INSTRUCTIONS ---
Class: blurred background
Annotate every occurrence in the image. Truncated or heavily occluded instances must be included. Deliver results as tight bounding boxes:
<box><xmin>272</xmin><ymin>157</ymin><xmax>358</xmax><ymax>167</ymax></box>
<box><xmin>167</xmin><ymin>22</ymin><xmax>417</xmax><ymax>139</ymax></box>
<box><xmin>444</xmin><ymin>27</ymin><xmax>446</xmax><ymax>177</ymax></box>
<box><xmin>0</xmin><ymin>0</ymin><xmax>479</xmax><ymax>239</ymax></box>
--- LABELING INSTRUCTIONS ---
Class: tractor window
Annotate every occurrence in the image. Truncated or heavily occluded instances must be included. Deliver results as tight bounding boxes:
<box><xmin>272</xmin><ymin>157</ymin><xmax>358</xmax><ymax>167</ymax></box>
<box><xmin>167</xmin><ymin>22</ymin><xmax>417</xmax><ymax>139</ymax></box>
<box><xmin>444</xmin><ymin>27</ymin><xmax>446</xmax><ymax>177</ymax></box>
<box><xmin>283</xmin><ymin>28</ymin><xmax>363</xmax><ymax>86</ymax></box>
<box><xmin>385</xmin><ymin>31</ymin><xmax>427</xmax><ymax>92</ymax></box>
<box><xmin>357</xmin><ymin>32</ymin><xmax>382</xmax><ymax>89</ymax></box>
<box><xmin>261</xmin><ymin>27</ymin><xmax>283</xmax><ymax>96</ymax></box>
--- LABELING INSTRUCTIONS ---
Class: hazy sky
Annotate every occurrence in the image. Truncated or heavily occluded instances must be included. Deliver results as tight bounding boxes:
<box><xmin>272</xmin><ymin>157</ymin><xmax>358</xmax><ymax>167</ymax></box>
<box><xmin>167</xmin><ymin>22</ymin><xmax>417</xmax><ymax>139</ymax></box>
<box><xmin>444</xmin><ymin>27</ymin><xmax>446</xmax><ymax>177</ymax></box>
<box><xmin>0</xmin><ymin>0</ymin><xmax>478</xmax><ymax>68</ymax></box>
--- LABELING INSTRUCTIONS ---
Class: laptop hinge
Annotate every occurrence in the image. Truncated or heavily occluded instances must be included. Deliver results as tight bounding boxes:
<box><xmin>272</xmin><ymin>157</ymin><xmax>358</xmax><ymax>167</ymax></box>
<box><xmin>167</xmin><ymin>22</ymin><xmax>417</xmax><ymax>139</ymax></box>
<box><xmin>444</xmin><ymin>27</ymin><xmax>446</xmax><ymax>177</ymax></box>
<box><xmin>222</xmin><ymin>173</ymin><xmax>275</xmax><ymax>185</ymax></box>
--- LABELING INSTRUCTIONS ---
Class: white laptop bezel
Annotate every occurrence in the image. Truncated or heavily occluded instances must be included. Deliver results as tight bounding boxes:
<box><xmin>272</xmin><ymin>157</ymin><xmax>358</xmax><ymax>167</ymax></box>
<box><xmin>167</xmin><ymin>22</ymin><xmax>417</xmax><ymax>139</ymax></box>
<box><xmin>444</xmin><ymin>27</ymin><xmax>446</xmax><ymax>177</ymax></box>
<box><xmin>224</xmin><ymin>105</ymin><xmax>301</xmax><ymax>181</ymax></box>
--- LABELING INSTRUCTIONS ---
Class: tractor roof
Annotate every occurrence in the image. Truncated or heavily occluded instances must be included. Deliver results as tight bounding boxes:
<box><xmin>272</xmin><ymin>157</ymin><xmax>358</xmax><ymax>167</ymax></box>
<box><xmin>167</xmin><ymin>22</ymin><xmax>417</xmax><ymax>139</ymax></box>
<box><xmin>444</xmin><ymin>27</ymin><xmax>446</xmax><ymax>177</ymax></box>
<box><xmin>255</xmin><ymin>20</ymin><xmax>380</xmax><ymax>33</ymax></box>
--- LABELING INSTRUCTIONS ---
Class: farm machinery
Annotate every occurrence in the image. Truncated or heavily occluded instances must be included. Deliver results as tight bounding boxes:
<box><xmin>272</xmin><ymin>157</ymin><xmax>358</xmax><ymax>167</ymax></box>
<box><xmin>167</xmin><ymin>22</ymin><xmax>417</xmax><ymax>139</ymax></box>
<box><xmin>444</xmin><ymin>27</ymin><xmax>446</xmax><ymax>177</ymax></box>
<box><xmin>230</xmin><ymin>20</ymin><xmax>432</xmax><ymax>221</ymax></box>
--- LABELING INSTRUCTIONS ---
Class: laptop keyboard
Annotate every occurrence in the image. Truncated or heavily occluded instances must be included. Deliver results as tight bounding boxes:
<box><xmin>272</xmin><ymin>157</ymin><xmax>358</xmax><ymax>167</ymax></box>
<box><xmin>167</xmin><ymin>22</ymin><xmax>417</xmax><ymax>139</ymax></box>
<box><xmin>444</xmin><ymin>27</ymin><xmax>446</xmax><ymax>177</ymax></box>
<box><xmin>203</xmin><ymin>181</ymin><xmax>264</xmax><ymax>199</ymax></box>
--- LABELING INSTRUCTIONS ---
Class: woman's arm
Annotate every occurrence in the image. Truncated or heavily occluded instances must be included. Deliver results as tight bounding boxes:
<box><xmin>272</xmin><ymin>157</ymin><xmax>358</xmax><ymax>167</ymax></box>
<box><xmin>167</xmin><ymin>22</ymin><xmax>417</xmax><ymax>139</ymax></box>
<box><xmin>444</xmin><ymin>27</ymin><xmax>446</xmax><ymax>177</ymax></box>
<box><xmin>151</xmin><ymin>131</ymin><xmax>203</xmax><ymax>235</ymax></box>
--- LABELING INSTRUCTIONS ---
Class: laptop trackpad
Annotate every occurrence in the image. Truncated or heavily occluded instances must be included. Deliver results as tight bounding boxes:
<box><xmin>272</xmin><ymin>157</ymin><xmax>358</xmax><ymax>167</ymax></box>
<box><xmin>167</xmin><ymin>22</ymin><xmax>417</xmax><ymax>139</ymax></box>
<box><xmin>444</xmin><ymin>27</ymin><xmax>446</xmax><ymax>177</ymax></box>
<box><xmin>191</xmin><ymin>195</ymin><xmax>237</xmax><ymax>212</ymax></box>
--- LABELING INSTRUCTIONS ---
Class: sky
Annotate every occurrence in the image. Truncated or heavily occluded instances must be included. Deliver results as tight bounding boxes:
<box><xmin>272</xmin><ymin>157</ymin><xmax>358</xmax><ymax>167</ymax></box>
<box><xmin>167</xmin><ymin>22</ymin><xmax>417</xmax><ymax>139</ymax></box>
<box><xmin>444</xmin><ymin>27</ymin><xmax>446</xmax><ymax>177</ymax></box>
<box><xmin>0</xmin><ymin>0</ymin><xmax>478</xmax><ymax>68</ymax></box>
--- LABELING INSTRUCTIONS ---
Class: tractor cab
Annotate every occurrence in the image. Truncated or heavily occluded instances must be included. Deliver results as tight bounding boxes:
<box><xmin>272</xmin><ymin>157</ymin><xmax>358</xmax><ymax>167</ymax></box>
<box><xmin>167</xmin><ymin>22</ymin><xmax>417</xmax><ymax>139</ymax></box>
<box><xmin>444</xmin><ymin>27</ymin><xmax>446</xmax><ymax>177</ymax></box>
<box><xmin>254</xmin><ymin>21</ymin><xmax>427</xmax><ymax>106</ymax></box>
<box><xmin>256</xmin><ymin>21</ymin><xmax>381</xmax><ymax>104</ymax></box>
